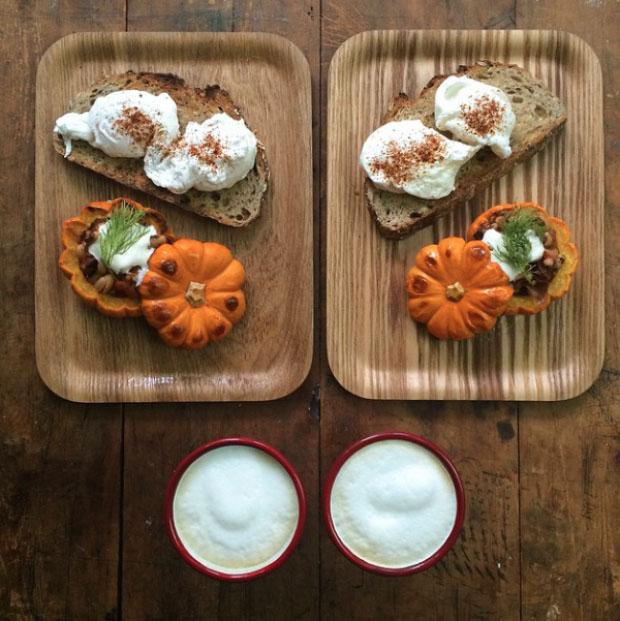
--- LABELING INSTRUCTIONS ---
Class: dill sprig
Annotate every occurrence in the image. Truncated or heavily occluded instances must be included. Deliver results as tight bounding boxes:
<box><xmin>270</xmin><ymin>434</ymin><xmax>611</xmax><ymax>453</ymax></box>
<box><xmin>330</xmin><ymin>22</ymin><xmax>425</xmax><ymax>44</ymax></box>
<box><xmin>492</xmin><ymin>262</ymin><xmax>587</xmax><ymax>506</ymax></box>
<box><xmin>492</xmin><ymin>207</ymin><xmax>548</xmax><ymax>280</ymax></box>
<box><xmin>100</xmin><ymin>202</ymin><xmax>146</xmax><ymax>272</ymax></box>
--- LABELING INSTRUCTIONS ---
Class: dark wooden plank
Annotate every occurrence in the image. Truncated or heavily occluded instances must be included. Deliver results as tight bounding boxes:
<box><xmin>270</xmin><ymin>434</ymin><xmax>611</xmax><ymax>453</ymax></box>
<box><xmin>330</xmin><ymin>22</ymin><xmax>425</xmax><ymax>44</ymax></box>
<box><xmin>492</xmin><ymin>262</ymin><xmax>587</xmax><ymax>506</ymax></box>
<box><xmin>516</xmin><ymin>2</ymin><xmax>620</xmax><ymax>618</ymax></box>
<box><xmin>319</xmin><ymin>389</ymin><xmax>521</xmax><ymax>620</ymax></box>
<box><xmin>121</xmin><ymin>1</ymin><xmax>320</xmax><ymax>618</ymax></box>
<box><xmin>121</xmin><ymin>400</ymin><xmax>319</xmax><ymax>619</ymax></box>
<box><xmin>319</xmin><ymin>2</ymin><xmax>522</xmax><ymax>619</ymax></box>
<box><xmin>0</xmin><ymin>3</ymin><xmax>125</xmax><ymax>619</ymax></box>
<box><xmin>5</xmin><ymin>1</ymin><xmax>619</xmax><ymax>619</ymax></box>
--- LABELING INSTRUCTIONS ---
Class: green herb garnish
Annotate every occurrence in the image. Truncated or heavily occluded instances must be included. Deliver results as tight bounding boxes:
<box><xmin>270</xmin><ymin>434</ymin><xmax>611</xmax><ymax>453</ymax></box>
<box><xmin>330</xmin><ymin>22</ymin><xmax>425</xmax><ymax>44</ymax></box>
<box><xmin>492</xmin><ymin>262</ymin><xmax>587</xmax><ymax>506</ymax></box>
<box><xmin>99</xmin><ymin>201</ymin><xmax>146</xmax><ymax>273</ymax></box>
<box><xmin>492</xmin><ymin>207</ymin><xmax>547</xmax><ymax>280</ymax></box>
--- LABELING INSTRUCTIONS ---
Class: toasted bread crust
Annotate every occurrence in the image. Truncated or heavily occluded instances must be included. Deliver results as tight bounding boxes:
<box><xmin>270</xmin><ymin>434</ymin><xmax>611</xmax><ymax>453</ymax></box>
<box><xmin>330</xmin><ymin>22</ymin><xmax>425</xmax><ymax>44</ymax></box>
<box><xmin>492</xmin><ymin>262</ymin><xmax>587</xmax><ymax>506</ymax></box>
<box><xmin>54</xmin><ymin>71</ymin><xmax>269</xmax><ymax>227</ymax></box>
<box><xmin>365</xmin><ymin>61</ymin><xmax>567</xmax><ymax>240</ymax></box>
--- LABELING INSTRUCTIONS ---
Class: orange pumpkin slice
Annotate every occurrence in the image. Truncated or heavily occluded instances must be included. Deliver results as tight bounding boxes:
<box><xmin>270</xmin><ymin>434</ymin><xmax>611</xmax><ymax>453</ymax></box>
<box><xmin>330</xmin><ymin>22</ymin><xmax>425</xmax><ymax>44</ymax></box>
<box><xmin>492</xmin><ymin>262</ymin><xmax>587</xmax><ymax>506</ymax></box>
<box><xmin>467</xmin><ymin>203</ymin><xmax>578</xmax><ymax>315</ymax></box>
<box><xmin>406</xmin><ymin>237</ymin><xmax>513</xmax><ymax>340</ymax></box>
<box><xmin>59</xmin><ymin>197</ymin><xmax>175</xmax><ymax>317</ymax></box>
<box><xmin>139</xmin><ymin>239</ymin><xmax>246</xmax><ymax>349</ymax></box>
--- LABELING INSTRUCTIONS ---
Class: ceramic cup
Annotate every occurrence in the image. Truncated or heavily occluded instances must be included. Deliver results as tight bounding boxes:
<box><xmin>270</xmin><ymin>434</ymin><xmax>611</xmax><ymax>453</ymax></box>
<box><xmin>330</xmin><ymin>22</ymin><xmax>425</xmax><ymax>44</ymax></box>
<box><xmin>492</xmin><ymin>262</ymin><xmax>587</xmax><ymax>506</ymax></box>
<box><xmin>323</xmin><ymin>431</ymin><xmax>465</xmax><ymax>576</ymax></box>
<box><xmin>166</xmin><ymin>437</ymin><xmax>306</xmax><ymax>581</ymax></box>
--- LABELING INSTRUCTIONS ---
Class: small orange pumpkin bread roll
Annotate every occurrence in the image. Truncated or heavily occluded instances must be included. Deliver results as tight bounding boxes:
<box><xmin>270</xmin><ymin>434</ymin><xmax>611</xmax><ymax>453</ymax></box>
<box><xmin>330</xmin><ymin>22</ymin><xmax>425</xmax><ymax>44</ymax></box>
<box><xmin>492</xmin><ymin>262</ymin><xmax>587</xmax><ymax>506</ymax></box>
<box><xmin>59</xmin><ymin>197</ymin><xmax>175</xmax><ymax>317</ymax></box>
<box><xmin>467</xmin><ymin>203</ymin><xmax>578</xmax><ymax>315</ymax></box>
<box><xmin>139</xmin><ymin>239</ymin><xmax>246</xmax><ymax>349</ymax></box>
<box><xmin>406</xmin><ymin>237</ymin><xmax>513</xmax><ymax>341</ymax></box>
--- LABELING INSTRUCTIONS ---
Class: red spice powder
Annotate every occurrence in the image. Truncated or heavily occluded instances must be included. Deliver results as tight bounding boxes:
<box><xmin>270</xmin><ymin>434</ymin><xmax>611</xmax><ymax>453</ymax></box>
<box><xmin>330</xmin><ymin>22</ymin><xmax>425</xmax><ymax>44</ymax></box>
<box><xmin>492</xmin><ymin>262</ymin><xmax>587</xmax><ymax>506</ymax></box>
<box><xmin>154</xmin><ymin>134</ymin><xmax>183</xmax><ymax>158</ymax></box>
<box><xmin>369</xmin><ymin>133</ymin><xmax>446</xmax><ymax>186</ymax></box>
<box><xmin>461</xmin><ymin>95</ymin><xmax>505</xmax><ymax>136</ymax></box>
<box><xmin>187</xmin><ymin>133</ymin><xmax>229</xmax><ymax>168</ymax></box>
<box><xmin>112</xmin><ymin>106</ymin><xmax>156</xmax><ymax>146</ymax></box>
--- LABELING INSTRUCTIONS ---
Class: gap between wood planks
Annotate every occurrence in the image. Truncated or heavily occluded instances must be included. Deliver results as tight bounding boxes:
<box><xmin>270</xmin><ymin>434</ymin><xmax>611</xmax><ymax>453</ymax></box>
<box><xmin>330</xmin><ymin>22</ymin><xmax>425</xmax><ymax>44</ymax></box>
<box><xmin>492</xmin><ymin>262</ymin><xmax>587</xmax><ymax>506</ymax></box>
<box><xmin>517</xmin><ymin>401</ymin><xmax>523</xmax><ymax>621</ymax></box>
<box><xmin>117</xmin><ymin>404</ymin><xmax>126</xmax><ymax>621</ymax></box>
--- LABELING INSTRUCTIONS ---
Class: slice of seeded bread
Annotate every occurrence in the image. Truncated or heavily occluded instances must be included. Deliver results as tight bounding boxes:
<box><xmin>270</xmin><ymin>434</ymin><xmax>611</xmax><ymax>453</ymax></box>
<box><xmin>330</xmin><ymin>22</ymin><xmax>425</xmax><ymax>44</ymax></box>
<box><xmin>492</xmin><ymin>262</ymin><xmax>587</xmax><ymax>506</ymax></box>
<box><xmin>365</xmin><ymin>61</ymin><xmax>566</xmax><ymax>239</ymax></box>
<box><xmin>53</xmin><ymin>71</ymin><xmax>269</xmax><ymax>227</ymax></box>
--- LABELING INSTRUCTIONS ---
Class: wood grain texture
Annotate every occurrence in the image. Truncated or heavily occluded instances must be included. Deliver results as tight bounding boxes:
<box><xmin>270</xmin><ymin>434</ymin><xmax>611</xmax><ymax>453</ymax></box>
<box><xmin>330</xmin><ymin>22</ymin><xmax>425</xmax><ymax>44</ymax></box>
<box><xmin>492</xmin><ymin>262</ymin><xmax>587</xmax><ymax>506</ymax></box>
<box><xmin>320</xmin><ymin>6</ymin><xmax>523</xmax><ymax>620</ymax></box>
<box><xmin>319</xmin><ymin>384</ymin><xmax>521</xmax><ymax>620</ymax></box>
<box><xmin>518</xmin><ymin>385</ymin><xmax>620</xmax><ymax>620</ymax></box>
<box><xmin>0</xmin><ymin>3</ymin><xmax>125</xmax><ymax>619</ymax></box>
<box><xmin>35</xmin><ymin>31</ymin><xmax>313</xmax><ymax>402</ymax></box>
<box><xmin>515</xmin><ymin>2</ymin><xmax>620</xmax><ymax>619</ymax></box>
<box><xmin>3</xmin><ymin>1</ymin><xmax>619</xmax><ymax>620</ymax></box>
<box><xmin>120</xmin><ymin>2</ymin><xmax>321</xmax><ymax>620</ymax></box>
<box><xmin>121</xmin><ymin>400</ymin><xmax>320</xmax><ymax>620</ymax></box>
<box><xmin>327</xmin><ymin>29</ymin><xmax>604</xmax><ymax>401</ymax></box>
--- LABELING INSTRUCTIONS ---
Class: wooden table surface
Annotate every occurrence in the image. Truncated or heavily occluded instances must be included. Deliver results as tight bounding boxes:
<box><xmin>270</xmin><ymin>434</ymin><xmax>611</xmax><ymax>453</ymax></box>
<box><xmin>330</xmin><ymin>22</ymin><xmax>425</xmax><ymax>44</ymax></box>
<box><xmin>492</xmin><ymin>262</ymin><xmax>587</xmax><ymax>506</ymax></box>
<box><xmin>2</xmin><ymin>1</ymin><xmax>619</xmax><ymax>619</ymax></box>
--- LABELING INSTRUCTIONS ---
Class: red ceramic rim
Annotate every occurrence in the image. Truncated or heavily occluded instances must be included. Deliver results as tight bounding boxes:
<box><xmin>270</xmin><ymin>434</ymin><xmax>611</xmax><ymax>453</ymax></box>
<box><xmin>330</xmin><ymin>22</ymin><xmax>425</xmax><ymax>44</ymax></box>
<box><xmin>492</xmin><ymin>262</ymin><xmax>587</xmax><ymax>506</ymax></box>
<box><xmin>322</xmin><ymin>432</ymin><xmax>466</xmax><ymax>576</ymax></box>
<box><xmin>165</xmin><ymin>437</ymin><xmax>307</xmax><ymax>581</ymax></box>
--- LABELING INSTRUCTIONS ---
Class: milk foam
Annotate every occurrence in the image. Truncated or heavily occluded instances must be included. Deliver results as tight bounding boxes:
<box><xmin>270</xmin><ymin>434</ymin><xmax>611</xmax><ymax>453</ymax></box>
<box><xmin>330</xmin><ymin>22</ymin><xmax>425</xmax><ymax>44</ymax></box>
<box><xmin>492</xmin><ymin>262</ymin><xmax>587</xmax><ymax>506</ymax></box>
<box><xmin>330</xmin><ymin>440</ymin><xmax>457</xmax><ymax>568</ymax></box>
<box><xmin>173</xmin><ymin>445</ymin><xmax>299</xmax><ymax>574</ymax></box>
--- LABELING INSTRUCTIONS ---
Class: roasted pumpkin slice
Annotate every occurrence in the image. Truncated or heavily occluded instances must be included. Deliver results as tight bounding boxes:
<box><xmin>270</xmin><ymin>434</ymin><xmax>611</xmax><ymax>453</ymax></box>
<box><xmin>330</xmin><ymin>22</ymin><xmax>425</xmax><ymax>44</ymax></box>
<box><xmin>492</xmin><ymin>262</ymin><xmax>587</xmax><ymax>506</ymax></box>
<box><xmin>59</xmin><ymin>197</ymin><xmax>175</xmax><ymax>317</ymax></box>
<box><xmin>467</xmin><ymin>203</ymin><xmax>578</xmax><ymax>315</ymax></box>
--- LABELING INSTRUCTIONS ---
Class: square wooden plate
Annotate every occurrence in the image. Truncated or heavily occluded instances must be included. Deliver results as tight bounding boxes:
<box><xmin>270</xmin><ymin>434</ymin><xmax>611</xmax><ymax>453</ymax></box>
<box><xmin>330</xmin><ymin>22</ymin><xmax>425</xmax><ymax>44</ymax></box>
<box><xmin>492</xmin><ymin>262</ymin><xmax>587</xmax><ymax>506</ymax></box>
<box><xmin>36</xmin><ymin>32</ymin><xmax>313</xmax><ymax>402</ymax></box>
<box><xmin>327</xmin><ymin>30</ymin><xmax>604</xmax><ymax>400</ymax></box>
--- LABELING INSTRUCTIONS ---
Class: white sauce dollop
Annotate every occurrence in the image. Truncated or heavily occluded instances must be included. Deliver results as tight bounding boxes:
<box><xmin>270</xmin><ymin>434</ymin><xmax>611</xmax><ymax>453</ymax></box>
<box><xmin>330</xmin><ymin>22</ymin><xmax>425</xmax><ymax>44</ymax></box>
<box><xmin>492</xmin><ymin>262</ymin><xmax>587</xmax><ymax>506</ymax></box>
<box><xmin>88</xmin><ymin>221</ymin><xmax>157</xmax><ymax>283</ymax></box>
<box><xmin>482</xmin><ymin>228</ymin><xmax>545</xmax><ymax>281</ymax></box>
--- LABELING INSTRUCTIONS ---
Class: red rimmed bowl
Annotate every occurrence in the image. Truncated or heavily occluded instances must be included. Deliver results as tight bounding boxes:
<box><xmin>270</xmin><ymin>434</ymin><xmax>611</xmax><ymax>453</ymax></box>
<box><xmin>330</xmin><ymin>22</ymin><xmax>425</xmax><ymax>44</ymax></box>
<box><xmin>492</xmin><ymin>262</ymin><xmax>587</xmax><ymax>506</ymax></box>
<box><xmin>165</xmin><ymin>437</ymin><xmax>306</xmax><ymax>581</ymax></box>
<box><xmin>323</xmin><ymin>432</ymin><xmax>465</xmax><ymax>576</ymax></box>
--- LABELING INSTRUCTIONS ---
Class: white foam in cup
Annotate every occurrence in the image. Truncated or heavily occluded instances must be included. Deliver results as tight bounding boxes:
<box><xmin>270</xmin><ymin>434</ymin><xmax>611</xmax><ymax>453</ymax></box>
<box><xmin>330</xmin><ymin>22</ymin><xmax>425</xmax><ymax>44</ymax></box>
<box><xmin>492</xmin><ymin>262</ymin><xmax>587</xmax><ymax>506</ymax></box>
<box><xmin>172</xmin><ymin>445</ymin><xmax>300</xmax><ymax>575</ymax></box>
<box><xmin>329</xmin><ymin>439</ymin><xmax>458</xmax><ymax>569</ymax></box>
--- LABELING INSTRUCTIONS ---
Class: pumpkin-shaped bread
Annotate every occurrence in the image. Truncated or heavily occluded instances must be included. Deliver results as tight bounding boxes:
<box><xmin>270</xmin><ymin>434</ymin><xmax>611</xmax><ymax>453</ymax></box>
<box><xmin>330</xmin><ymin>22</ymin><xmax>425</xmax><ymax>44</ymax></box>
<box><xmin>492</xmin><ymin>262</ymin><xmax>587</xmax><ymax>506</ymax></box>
<box><xmin>406</xmin><ymin>237</ymin><xmax>513</xmax><ymax>341</ymax></box>
<box><xmin>59</xmin><ymin>197</ymin><xmax>175</xmax><ymax>317</ymax></box>
<box><xmin>139</xmin><ymin>239</ymin><xmax>246</xmax><ymax>349</ymax></box>
<box><xmin>467</xmin><ymin>203</ymin><xmax>578</xmax><ymax>316</ymax></box>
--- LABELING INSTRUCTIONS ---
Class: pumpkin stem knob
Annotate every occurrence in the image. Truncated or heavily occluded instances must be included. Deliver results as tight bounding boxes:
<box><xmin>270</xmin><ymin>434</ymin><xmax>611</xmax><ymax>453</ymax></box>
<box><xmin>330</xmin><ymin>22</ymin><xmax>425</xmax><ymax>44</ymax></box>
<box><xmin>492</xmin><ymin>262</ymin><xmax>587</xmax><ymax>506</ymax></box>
<box><xmin>445</xmin><ymin>281</ymin><xmax>466</xmax><ymax>302</ymax></box>
<box><xmin>185</xmin><ymin>281</ymin><xmax>206</xmax><ymax>307</ymax></box>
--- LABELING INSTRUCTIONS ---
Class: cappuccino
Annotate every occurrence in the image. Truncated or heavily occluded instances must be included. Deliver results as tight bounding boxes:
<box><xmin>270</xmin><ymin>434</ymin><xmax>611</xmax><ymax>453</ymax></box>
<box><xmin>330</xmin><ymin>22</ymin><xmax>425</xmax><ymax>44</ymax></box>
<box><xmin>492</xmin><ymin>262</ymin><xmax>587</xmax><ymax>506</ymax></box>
<box><xmin>329</xmin><ymin>439</ymin><xmax>458</xmax><ymax>568</ymax></box>
<box><xmin>172</xmin><ymin>444</ymin><xmax>300</xmax><ymax>575</ymax></box>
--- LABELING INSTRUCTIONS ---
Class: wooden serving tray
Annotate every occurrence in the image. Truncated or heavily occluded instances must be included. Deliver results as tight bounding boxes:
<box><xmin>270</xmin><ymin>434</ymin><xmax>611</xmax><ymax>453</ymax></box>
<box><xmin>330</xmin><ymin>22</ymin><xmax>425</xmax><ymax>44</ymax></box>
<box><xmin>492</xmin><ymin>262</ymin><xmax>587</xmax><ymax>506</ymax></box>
<box><xmin>327</xmin><ymin>30</ymin><xmax>604</xmax><ymax>401</ymax></box>
<box><xmin>35</xmin><ymin>32</ymin><xmax>313</xmax><ymax>402</ymax></box>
